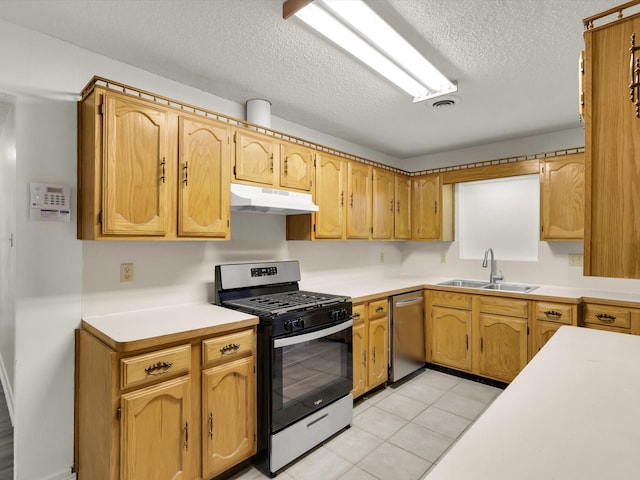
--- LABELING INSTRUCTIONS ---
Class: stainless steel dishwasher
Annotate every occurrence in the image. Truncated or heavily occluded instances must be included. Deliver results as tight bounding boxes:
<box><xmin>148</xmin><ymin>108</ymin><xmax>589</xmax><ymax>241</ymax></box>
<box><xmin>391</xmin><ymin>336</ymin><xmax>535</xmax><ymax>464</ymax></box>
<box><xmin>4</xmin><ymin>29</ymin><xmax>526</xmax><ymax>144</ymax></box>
<box><xmin>389</xmin><ymin>291</ymin><xmax>426</xmax><ymax>383</ymax></box>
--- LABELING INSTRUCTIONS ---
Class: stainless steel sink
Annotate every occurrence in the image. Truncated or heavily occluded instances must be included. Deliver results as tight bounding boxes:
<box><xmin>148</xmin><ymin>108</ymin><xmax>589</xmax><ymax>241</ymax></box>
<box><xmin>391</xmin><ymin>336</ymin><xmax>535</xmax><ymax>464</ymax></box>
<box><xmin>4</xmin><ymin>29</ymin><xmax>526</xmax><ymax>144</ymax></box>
<box><xmin>437</xmin><ymin>279</ymin><xmax>538</xmax><ymax>293</ymax></box>
<box><xmin>437</xmin><ymin>279</ymin><xmax>490</xmax><ymax>288</ymax></box>
<box><xmin>481</xmin><ymin>283</ymin><xmax>539</xmax><ymax>293</ymax></box>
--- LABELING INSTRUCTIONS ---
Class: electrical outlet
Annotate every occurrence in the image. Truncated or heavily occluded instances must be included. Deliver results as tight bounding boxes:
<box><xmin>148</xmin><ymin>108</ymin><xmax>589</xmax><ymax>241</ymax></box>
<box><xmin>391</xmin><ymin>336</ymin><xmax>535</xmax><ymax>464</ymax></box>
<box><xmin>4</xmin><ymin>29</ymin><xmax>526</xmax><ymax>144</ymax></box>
<box><xmin>120</xmin><ymin>263</ymin><xmax>134</xmax><ymax>282</ymax></box>
<box><xmin>568</xmin><ymin>254</ymin><xmax>583</xmax><ymax>267</ymax></box>
<box><xmin>440</xmin><ymin>253</ymin><xmax>446</xmax><ymax>264</ymax></box>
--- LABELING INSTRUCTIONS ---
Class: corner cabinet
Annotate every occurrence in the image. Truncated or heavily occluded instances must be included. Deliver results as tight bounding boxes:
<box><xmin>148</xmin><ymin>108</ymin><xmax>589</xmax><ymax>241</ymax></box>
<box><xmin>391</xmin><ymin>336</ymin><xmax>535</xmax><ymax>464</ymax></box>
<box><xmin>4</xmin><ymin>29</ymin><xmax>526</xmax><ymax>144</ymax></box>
<box><xmin>540</xmin><ymin>152</ymin><xmax>584</xmax><ymax>241</ymax></box>
<box><xmin>78</xmin><ymin>86</ymin><xmax>231</xmax><ymax>240</ymax></box>
<box><xmin>76</xmin><ymin>325</ymin><xmax>257</xmax><ymax>480</ymax></box>
<box><xmin>583</xmin><ymin>5</ymin><xmax>640</xmax><ymax>277</ymax></box>
<box><xmin>411</xmin><ymin>174</ymin><xmax>453</xmax><ymax>241</ymax></box>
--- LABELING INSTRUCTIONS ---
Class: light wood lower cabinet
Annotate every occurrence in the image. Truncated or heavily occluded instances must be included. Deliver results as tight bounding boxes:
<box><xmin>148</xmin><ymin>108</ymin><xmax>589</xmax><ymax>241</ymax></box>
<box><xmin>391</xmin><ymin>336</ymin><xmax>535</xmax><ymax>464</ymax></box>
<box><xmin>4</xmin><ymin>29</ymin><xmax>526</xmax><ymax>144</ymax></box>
<box><xmin>202</xmin><ymin>356</ymin><xmax>256</xmax><ymax>479</ymax></box>
<box><xmin>532</xmin><ymin>301</ymin><xmax>577</xmax><ymax>357</ymax></box>
<box><xmin>582</xmin><ymin>302</ymin><xmax>640</xmax><ymax>335</ymax></box>
<box><xmin>427</xmin><ymin>290</ymin><xmax>532</xmax><ymax>383</ymax></box>
<box><xmin>427</xmin><ymin>291</ymin><xmax>473</xmax><ymax>372</ymax></box>
<box><xmin>76</xmin><ymin>326</ymin><xmax>256</xmax><ymax>480</ymax></box>
<box><xmin>120</xmin><ymin>375</ymin><xmax>192</xmax><ymax>480</ymax></box>
<box><xmin>352</xmin><ymin>299</ymin><xmax>388</xmax><ymax>398</ymax></box>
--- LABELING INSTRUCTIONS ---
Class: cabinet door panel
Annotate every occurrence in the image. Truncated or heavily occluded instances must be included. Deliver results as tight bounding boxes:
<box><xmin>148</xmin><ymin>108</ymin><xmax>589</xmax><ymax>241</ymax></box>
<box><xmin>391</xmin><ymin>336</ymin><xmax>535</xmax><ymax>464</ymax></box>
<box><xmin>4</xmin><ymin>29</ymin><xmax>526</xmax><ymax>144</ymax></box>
<box><xmin>202</xmin><ymin>356</ymin><xmax>256</xmax><ymax>479</ymax></box>
<box><xmin>351</xmin><ymin>320</ymin><xmax>367</xmax><ymax>398</ymax></box>
<box><xmin>394</xmin><ymin>175</ymin><xmax>411</xmax><ymax>239</ymax></box>
<box><xmin>120</xmin><ymin>376</ymin><xmax>191</xmax><ymax>480</ymax></box>
<box><xmin>234</xmin><ymin>130</ymin><xmax>275</xmax><ymax>185</ymax></box>
<box><xmin>346</xmin><ymin>162</ymin><xmax>371</xmax><ymax>239</ymax></box>
<box><xmin>411</xmin><ymin>174</ymin><xmax>440</xmax><ymax>240</ymax></box>
<box><xmin>533</xmin><ymin>320</ymin><xmax>563</xmax><ymax>356</ymax></box>
<box><xmin>103</xmin><ymin>94</ymin><xmax>170</xmax><ymax>235</ymax></box>
<box><xmin>178</xmin><ymin>117</ymin><xmax>230</xmax><ymax>237</ymax></box>
<box><xmin>315</xmin><ymin>154</ymin><xmax>346</xmax><ymax>239</ymax></box>
<box><xmin>477</xmin><ymin>314</ymin><xmax>527</xmax><ymax>382</ymax></box>
<box><xmin>541</xmin><ymin>154</ymin><xmax>584</xmax><ymax>240</ymax></box>
<box><xmin>368</xmin><ymin>317</ymin><xmax>388</xmax><ymax>388</ymax></box>
<box><xmin>280</xmin><ymin>143</ymin><xmax>314</xmax><ymax>191</ymax></box>
<box><xmin>372</xmin><ymin>168</ymin><xmax>394</xmax><ymax>239</ymax></box>
<box><xmin>430</xmin><ymin>306</ymin><xmax>472</xmax><ymax>371</ymax></box>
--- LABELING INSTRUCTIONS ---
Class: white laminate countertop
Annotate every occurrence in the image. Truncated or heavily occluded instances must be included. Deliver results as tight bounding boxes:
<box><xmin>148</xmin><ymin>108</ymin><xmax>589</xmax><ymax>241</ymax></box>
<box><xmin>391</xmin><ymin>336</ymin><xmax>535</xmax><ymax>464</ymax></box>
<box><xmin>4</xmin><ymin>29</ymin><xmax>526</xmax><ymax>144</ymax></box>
<box><xmin>423</xmin><ymin>326</ymin><xmax>640</xmax><ymax>480</ymax></box>
<box><xmin>82</xmin><ymin>303</ymin><xmax>258</xmax><ymax>352</ymax></box>
<box><xmin>299</xmin><ymin>272</ymin><xmax>640</xmax><ymax>305</ymax></box>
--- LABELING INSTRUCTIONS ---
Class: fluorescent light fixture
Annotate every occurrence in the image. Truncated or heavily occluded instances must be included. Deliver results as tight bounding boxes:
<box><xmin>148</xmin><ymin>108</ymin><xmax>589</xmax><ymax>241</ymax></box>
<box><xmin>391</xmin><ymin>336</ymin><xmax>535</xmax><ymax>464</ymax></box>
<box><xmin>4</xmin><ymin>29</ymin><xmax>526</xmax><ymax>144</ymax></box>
<box><xmin>288</xmin><ymin>0</ymin><xmax>457</xmax><ymax>102</ymax></box>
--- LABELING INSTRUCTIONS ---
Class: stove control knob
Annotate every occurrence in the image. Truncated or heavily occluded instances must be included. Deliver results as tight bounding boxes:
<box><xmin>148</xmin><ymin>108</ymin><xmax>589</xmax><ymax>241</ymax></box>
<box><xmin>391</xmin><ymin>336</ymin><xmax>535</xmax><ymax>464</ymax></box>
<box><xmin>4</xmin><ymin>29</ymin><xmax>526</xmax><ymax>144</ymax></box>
<box><xmin>284</xmin><ymin>320</ymin><xmax>293</xmax><ymax>331</ymax></box>
<box><xmin>295</xmin><ymin>318</ymin><xmax>305</xmax><ymax>329</ymax></box>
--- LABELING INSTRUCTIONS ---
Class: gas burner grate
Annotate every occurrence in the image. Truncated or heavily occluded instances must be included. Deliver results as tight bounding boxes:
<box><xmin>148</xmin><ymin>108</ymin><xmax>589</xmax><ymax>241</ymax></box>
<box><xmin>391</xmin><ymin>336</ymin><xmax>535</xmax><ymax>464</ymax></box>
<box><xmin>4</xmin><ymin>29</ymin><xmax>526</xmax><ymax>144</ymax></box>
<box><xmin>224</xmin><ymin>290</ymin><xmax>348</xmax><ymax>315</ymax></box>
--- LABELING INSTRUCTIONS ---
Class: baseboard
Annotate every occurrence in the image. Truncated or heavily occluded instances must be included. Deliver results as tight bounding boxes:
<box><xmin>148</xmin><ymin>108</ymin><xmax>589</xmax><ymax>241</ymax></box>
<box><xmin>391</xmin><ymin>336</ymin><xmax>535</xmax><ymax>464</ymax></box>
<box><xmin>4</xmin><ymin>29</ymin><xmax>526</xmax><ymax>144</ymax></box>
<box><xmin>0</xmin><ymin>352</ymin><xmax>14</xmax><ymax>426</ymax></box>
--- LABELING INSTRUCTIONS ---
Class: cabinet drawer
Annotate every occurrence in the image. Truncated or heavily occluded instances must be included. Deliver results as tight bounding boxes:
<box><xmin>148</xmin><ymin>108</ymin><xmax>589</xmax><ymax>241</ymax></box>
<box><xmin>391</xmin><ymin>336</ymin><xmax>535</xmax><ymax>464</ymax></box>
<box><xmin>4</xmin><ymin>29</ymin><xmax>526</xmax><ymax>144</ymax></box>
<box><xmin>430</xmin><ymin>290</ymin><xmax>472</xmax><ymax>310</ymax></box>
<box><xmin>368</xmin><ymin>299</ymin><xmax>388</xmax><ymax>319</ymax></box>
<box><xmin>203</xmin><ymin>328</ymin><xmax>254</xmax><ymax>365</ymax></box>
<box><xmin>121</xmin><ymin>344</ymin><xmax>191</xmax><ymax>389</ymax></box>
<box><xmin>583</xmin><ymin>304</ymin><xmax>631</xmax><ymax>330</ymax></box>
<box><xmin>535</xmin><ymin>302</ymin><xmax>574</xmax><ymax>325</ymax></box>
<box><xmin>353</xmin><ymin>304</ymin><xmax>366</xmax><ymax>324</ymax></box>
<box><xmin>478</xmin><ymin>296</ymin><xmax>528</xmax><ymax>318</ymax></box>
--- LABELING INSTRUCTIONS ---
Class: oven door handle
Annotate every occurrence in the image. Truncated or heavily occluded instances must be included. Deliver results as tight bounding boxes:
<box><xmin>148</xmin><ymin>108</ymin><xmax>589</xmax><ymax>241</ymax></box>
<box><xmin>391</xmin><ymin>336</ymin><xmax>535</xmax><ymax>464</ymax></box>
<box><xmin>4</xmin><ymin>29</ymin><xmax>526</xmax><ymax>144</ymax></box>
<box><xmin>273</xmin><ymin>318</ymin><xmax>354</xmax><ymax>348</ymax></box>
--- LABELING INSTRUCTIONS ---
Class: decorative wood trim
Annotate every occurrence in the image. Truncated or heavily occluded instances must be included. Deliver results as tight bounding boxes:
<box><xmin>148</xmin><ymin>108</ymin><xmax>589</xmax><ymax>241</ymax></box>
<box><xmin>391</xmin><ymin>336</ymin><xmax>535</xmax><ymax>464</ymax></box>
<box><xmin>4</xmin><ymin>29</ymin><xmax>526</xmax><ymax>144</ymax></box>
<box><xmin>80</xmin><ymin>77</ymin><xmax>584</xmax><ymax>182</ymax></box>
<box><xmin>583</xmin><ymin>0</ymin><xmax>640</xmax><ymax>30</ymax></box>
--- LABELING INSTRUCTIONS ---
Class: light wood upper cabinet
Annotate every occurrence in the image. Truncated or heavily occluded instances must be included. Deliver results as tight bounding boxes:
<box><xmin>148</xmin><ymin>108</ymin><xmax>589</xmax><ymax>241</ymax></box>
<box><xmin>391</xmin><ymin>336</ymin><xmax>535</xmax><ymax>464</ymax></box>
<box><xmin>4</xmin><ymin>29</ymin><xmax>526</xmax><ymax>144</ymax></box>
<box><xmin>346</xmin><ymin>161</ymin><xmax>372</xmax><ymax>239</ymax></box>
<box><xmin>394</xmin><ymin>174</ymin><xmax>411</xmax><ymax>240</ymax></box>
<box><xmin>372</xmin><ymin>168</ymin><xmax>395</xmax><ymax>239</ymax></box>
<box><xmin>315</xmin><ymin>153</ymin><xmax>346</xmax><ymax>239</ymax></box>
<box><xmin>120</xmin><ymin>375</ymin><xmax>192</xmax><ymax>480</ymax></box>
<box><xmin>540</xmin><ymin>152</ymin><xmax>584</xmax><ymax>241</ymax></box>
<box><xmin>583</xmin><ymin>9</ymin><xmax>640</xmax><ymax>278</ymax></box>
<box><xmin>102</xmin><ymin>93</ymin><xmax>171</xmax><ymax>236</ymax></box>
<box><xmin>233</xmin><ymin>129</ymin><xmax>277</xmax><ymax>186</ymax></box>
<box><xmin>178</xmin><ymin>115</ymin><xmax>231</xmax><ymax>238</ymax></box>
<box><xmin>280</xmin><ymin>142</ymin><xmax>314</xmax><ymax>191</ymax></box>
<box><xmin>411</xmin><ymin>174</ymin><xmax>453</xmax><ymax>241</ymax></box>
<box><xmin>78</xmin><ymin>87</ymin><xmax>231</xmax><ymax>240</ymax></box>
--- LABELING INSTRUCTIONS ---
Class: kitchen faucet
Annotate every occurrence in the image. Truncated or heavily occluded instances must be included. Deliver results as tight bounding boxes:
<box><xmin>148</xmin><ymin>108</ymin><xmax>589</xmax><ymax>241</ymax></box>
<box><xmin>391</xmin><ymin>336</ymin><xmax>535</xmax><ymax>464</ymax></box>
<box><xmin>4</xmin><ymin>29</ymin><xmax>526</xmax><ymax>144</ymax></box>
<box><xmin>482</xmin><ymin>248</ymin><xmax>504</xmax><ymax>284</ymax></box>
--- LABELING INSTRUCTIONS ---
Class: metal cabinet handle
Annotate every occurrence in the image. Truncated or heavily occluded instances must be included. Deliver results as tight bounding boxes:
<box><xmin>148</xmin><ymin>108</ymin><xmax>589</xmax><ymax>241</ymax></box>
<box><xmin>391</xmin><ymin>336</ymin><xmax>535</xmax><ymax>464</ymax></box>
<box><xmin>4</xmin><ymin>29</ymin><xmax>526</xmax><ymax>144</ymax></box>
<box><xmin>144</xmin><ymin>361</ymin><xmax>173</xmax><ymax>375</ymax></box>
<box><xmin>375</xmin><ymin>306</ymin><xmax>384</xmax><ymax>313</ymax></box>
<box><xmin>434</xmin><ymin>200</ymin><xmax>438</xmax><ymax>214</ymax></box>
<box><xmin>183</xmin><ymin>161</ymin><xmax>188</xmax><ymax>186</ymax></box>
<box><xmin>270</xmin><ymin>153</ymin><xmax>274</xmax><ymax>172</ymax></box>
<box><xmin>160</xmin><ymin>157</ymin><xmax>166</xmax><ymax>183</ymax></box>
<box><xmin>397</xmin><ymin>200</ymin><xmax>400</xmax><ymax>213</ymax></box>
<box><xmin>390</xmin><ymin>199</ymin><xmax>394</xmax><ymax>212</ymax></box>
<box><xmin>372</xmin><ymin>346</ymin><xmax>376</xmax><ymax>364</ymax></box>
<box><xmin>340</xmin><ymin>191</ymin><xmax>344</xmax><ymax>207</ymax></box>
<box><xmin>630</xmin><ymin>33</ymin><xmax>640</xmax><ymax>118</ymax></box>
<box><xmin>284</xmin><ymin>158</ymin><xmax>288</xmax><ymax>176</ymax></box>
<box><xmin>362</xmin><ymin>351</ymin><xmax>367</xmax><ymax>368</ymax></box>
<box><xmin>350</xmin><ymin>192</ymin><xmax>354</xmax><ymax>208</ymax></box>
<box><xmin>596</xmin><ymin>313</ymin><xmax>616</xmax><ymax>323</ymax></box>
<box><xmin>208</xmin><ymin>413</ymin><xmax>214</xmax><ymax>439</ymax></box>
<box><xmin>353</xmin><ymin>312</ymin><xmax>360</xmax><ymax>320</ymax></box>
<box><xmin>184</xmin><ymin>421</ymin><xmax>189</xmax><ymax>451</ymax></box>
<box><xmin>480</xmin><ymin>337</ymin><xmax>484</xmax><ymax>353</ymax></box>
<box><xmin>465</xmin><ymin>334</ymin><xmax>469</xmax><ymax>350</ymax></box>
<box><xmin>544</xmin><ymin>310</ymin><xmax>562</xmax><ymax>318</ymax></box>
<box><xmin>220</xmin><ymin>343</ymin><xmax>240</xmax><ymax>355</ymax></box>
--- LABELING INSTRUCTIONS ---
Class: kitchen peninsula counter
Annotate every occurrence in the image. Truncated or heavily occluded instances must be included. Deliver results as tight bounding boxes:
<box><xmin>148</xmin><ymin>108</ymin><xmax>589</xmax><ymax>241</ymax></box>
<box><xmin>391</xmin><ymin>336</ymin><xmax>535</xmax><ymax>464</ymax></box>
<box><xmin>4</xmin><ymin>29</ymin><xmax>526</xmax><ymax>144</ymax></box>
<box><xmin>423</xmin><ymin>326</ymin><xmax>640</xmax><ymax>479</ymax></box>
<box><xmin>82</xmin><ymin>303</ymin><xmax>258</xmax><ymax>352</ymax></box>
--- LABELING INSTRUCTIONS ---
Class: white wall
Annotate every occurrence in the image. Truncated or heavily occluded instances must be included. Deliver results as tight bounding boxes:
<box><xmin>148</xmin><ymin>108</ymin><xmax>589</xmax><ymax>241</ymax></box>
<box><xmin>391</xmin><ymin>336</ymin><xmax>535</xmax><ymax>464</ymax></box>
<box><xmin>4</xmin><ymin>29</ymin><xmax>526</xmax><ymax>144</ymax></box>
<box><xmin>0</xmin><ymin>94</ymin><xmax>16</xmax><ymax>422</ymax></box>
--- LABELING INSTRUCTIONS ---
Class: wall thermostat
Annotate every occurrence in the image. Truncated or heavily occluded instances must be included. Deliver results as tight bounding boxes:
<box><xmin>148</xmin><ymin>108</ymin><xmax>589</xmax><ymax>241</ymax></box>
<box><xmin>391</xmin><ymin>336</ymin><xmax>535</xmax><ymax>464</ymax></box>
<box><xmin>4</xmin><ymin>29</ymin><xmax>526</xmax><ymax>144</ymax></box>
<box><xmin>30</xmin><ymin>182</ymin><xmax>71</xmax><ymax>222</ymax></box>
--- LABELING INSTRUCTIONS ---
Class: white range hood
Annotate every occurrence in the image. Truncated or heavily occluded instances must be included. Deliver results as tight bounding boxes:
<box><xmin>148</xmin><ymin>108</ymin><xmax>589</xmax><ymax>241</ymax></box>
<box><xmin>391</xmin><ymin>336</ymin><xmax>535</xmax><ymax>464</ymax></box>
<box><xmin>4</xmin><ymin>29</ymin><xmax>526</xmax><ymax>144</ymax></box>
<box><xmin>230</xmin><ymin>183</ymin><xmax>319</xmax><ymax>215</ymax></box>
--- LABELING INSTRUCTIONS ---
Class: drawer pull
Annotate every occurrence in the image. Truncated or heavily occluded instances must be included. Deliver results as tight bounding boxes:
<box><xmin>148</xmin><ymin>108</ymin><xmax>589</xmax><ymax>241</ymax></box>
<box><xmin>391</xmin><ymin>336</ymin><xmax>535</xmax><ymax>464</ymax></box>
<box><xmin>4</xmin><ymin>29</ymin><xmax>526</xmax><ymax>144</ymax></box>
<box><xmin>144</xmin><ymin>361</ymin><xmax>173</xmax><ymax>375</ymax></box>
<box><xmin>220</xmin><ymin>343</ymin><xmax>240</xmax><ymax>355</ymax></box>
<box><xmin>596</xmin><ymin>313</ymin><xmax>617</xmax><ymax>323</ymax></box>
<box><xmin>353</xmin><ymin>312</ymin><xmax>361</xmax><ymax>320</ymax></box>
<box><xmin>375</xmin><ymin>306</ymin><xmax>384</xmax><ymax>313</ymax></box>
<box><xmin>544</xmin><ymin>310</ymin><xmax>563</xmax><ymax>318</ymax></box>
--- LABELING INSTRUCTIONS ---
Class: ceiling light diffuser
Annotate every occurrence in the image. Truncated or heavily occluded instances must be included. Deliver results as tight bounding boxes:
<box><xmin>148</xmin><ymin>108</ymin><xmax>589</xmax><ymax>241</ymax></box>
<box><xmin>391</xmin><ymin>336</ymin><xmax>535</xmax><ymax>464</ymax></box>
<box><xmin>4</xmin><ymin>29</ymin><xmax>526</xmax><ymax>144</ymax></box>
<box><xmin>285</xmin><ymin>0</ymin><xmax>457</xmax><ymax>102</ymax></box>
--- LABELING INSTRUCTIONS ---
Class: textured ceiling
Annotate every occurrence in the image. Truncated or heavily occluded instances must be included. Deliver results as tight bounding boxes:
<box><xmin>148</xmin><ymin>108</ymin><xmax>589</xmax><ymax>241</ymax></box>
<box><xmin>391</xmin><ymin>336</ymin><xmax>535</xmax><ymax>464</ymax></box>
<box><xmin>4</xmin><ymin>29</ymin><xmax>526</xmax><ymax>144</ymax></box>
<box><xmin>0</xmin><ymin>0</ymin><xmax>615</xmax><ymax>160</ymax></box>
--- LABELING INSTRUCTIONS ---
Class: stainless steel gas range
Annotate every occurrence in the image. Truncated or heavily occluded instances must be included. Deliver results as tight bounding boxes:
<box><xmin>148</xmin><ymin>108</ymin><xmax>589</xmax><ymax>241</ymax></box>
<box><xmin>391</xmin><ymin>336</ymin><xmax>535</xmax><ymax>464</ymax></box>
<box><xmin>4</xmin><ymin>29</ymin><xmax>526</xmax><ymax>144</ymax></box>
<box><xmin>214</xmin><ymin>260</ymin><xmax>354</xmax><ymax>475</ymax></box>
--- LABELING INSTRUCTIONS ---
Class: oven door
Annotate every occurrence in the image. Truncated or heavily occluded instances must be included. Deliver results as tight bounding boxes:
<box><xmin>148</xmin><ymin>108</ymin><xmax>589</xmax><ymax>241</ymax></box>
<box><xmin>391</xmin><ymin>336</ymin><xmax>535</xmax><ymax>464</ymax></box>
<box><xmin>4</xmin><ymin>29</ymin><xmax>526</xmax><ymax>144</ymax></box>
<box><xmin>271</xmin><ymin>317</ymin><xmax>353</xmax><ymax>432</ymax></box>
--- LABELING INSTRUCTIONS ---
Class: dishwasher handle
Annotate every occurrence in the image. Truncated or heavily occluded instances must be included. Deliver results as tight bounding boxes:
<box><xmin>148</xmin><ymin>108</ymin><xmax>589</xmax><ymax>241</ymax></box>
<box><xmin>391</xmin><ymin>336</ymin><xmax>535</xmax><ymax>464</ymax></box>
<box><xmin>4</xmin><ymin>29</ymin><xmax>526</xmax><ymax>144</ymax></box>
<box><xmin>394</xmin><ymin>297</ymin><xmax>423</xmax><ymax>307</ymax></box>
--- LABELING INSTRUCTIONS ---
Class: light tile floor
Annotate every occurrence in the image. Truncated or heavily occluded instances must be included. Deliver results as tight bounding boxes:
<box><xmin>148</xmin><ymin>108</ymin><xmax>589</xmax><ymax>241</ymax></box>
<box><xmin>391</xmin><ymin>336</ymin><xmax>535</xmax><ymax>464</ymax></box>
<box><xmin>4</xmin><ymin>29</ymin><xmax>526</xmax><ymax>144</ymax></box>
<box><xmin>227</xmin><ymin>368</ymin><xmax>503</xmax><ymax>480</ymax></box>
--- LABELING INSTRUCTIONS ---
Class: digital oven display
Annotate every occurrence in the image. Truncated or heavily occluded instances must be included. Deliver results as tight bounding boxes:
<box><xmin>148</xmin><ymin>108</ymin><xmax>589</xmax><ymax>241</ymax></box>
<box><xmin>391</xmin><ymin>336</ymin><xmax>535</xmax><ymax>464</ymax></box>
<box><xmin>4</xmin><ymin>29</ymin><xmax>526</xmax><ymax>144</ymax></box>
<box><xmin>251</xmin><ymin>266</ymin><xmax>278</xmax><ymax>277</ymax></box>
